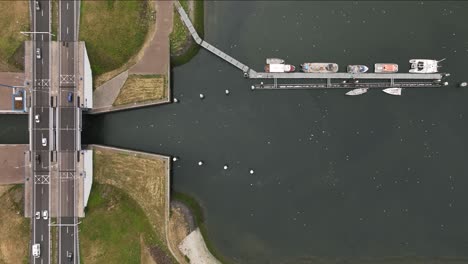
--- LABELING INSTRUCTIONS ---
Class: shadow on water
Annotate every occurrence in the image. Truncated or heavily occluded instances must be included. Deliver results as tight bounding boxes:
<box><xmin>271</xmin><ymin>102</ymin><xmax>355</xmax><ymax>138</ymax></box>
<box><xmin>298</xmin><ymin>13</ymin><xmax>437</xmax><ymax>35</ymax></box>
<box><xmin>0</xmin><ymin>114</ymin><xmax>28</xmax><ymax>144</ymax></box>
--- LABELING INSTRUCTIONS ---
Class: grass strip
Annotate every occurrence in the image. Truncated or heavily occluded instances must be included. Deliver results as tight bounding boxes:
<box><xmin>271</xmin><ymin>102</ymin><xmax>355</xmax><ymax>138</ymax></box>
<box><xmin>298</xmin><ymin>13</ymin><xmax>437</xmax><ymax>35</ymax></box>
<box><xmin>170</xmin><ymin>0</ymin><xmax>204</xmax><ymax>66</ymax></box>
<box><xmin>0</xmin><ymin>1</ymin><xmax>29</xmax><ymax>71</ymax></box>
<box><xmin>79</xmin><ymin>0</ymin><xmax>150</xmax><ymax>77</ymax></box>
<box><xmin>113</xmin><ymin>74</ymin><xmax>168</xmax><ymax>106</ymax></box>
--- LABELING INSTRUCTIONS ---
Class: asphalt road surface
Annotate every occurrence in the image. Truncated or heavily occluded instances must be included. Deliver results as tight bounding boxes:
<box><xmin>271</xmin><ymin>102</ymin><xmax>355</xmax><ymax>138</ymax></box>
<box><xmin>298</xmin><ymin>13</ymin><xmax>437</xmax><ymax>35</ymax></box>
<box><xmin>31</xmin><ymin>0</ymin><xmax>51</xmax><ymax>263</ymax></box>
<box><xmin>58</xmin><ymin>1</ymin><xmax>79</xmax><ymax>263</ymax></box>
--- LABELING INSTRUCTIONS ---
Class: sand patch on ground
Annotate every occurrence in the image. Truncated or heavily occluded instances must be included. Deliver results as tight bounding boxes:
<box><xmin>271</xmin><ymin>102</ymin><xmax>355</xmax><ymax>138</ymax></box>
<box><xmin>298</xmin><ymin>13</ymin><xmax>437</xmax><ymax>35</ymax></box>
<box><xmin>168</xmin><ymin>203</ymin><xmax>193</xmax><ymax>264</ymax></box>
<box><xmin>179</xmin><ymin>228</ymin><xmax>221</xmax><ymax>264</ymax></box>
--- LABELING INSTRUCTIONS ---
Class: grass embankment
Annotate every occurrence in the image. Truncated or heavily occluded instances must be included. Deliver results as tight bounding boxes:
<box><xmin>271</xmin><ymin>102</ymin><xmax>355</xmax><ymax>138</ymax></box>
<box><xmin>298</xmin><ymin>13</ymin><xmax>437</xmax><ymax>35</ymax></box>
<box><xmin>0</xmin><ymin>185</ymin><xmax>29</xmax><ymax>264</ymax></box>
<box><xmin>85</xmin><ymin>147</ymin><xmax>174</xmax><ymax>263</ymax></box>
<box><xmin>80</xmin><ymin>0</ymin><xmax>151</xmax><ymax>78</ymax></box>
<box><xmin>0</xmin><ymin>1</ymin><xmax>29</xmax><ymax>71</ymax></box>
<box><xmin>80</xmin><ymin>184</ymin><xmax>171</xmax><ymax>263</ymax></box>
<box><xmin>172</xmin><ymin>192</ymin><xmax>230</xmax><ymax>264</ymax></box>
<box><xmin>113</xmin><ymin>74</ymin><xmax>167</xmax><ymax>106</ymax></box>
<box><xmin>170</xmin><ymin>0</ymin><xmax>204</xmax><ymax>66</ymax></box>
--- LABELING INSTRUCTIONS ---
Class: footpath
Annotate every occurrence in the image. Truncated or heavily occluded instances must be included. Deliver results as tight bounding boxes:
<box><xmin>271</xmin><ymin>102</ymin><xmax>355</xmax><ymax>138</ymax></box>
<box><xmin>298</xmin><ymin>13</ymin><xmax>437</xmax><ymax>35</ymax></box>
<box><xmin>91</xmin><ymin>0</ymin><xmax>173</xmax><ymax>114</ymax></box>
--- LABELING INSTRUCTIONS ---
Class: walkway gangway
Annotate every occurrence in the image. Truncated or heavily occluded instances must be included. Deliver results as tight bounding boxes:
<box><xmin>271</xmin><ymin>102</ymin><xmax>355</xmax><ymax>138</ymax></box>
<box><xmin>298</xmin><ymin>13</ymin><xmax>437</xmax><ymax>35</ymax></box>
<box><xmin>174</xmin><ymin>1</ymin><xmax>252</xmax><ymax>74</ymax></box>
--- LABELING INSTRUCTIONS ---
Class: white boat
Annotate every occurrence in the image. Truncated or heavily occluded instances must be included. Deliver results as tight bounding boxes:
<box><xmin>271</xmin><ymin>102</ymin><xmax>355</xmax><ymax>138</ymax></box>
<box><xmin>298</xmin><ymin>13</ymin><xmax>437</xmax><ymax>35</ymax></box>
<box><xmin>264</xmin><ymin>63</ymin><xmax>296</xmax><ymax>73</ymax></box>
<box><xmin>374</xmin><ymin>63</ymin><xmax>398</xmax><ymax>73</ymax></box>
<box><xmin>266</xmin><ymin>58</ymin><xmax>285</xmax><ymax>64</ymax></box>
<box><xmin>382</xmin><ymin>87</ymin><xmax>402</xmax><ymax>96</ymax></box>
<box><xmin>301</xmin><ymin>63</ymin><xmax>339</xmax><ymax>73</ymax></box>
<box><xmin>409</xmin><ymin>59</ymin><xmax>444</xmax><ymax>73</ymax></box>
<box><xmin>345</xmin><ymin>88</ymin><xmax>368</xmax><ymax>96</ymax></box>
<box><xmin>347</xmin><ymin>65</ymin><xmax>369</xmax><ymax>73</ymax></box>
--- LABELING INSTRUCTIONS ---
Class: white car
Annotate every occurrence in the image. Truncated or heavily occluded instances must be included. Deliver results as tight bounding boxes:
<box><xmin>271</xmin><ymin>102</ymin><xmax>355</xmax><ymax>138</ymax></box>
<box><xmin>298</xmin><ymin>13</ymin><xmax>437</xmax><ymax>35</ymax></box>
<box><xmin>35</xmin><ymin>114</ymin><xmax>40</xmax><ymax>123</ymax></box>
<box><xmin>35</xmin><ymin>1</ymin><xmax>41</xmax><ymax>11</ymax></box>
<box><xmin>42</xmin><ymin>137</ymin><xmax>47</xmax><ymax>147</ymax></box>
<box><xmin>35</xmin><ymin>211</ymin><xmax>40</xmax><ymax>219</ymax></box>
<box><xmin>42</xmin><ymin>210</ymin><xmax>48</xmax><ymax>220</ymax></box>
<box><xmin>36</xmin><ymin>48</ymin><xmax>41</xmax><ymax>60</ymax></box>
<box><xmin>32</xmin><ymin>243</ymin><xmax>40</xmax><ymax>258</ymax></box>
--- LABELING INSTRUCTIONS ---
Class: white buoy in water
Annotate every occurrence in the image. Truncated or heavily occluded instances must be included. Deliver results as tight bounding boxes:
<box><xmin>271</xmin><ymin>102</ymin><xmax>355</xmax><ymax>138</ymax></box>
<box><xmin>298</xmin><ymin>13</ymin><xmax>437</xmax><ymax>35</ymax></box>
<box><xmin>174</xmin><ymin>98</ymin><xmax>179</xmax><ymax>103</ymax></box>
<box><xmin>342</xmin><ymin>80</ymin><xmax>347</xmax><ymax>84</ymax></box>
<box><xmin>225</xmin><ymin>89</ymin><xmax>230</xmax><ymax>95</ymax></box>
<box><xmin>172</xmin><ymin>157</ymin><xmax>178</xmax><ymax>162</ymax></box>
<box><xmin>249</xmin><ymin>169</ymin><xmax>255</xmax><ymax>175</ymax></box>
<box><xmin>443</xmin><ymin>82</ymin><xmax>449</xmax><ymax>86</ymax></box>
<box><xmin>251</xmin><ymin>85</ymin><xmax>255</xmax><ymax>90</ymax></box>
<box><xmin>223</xmin><ymin>165</ymin><xmax>228</xmax><ymax>170</ymax></box>
<box><xmin>198</xmin><ymin>161</ymin><xmax>204</xmax><ymax>166</ymax></box>
<box><xmin>460</xmin><ymin>82</ymin><xmax>467</xmax><ymax>87</ymax></box>
<box><xmin>199</xmin><ymin>94</ymin><xmax>205</xmax><ymax>99</ymax></box>
<box><xmin>354</xmin><ymin>80</ymin><xmax>359</xmax><ymax>84</ymax></box>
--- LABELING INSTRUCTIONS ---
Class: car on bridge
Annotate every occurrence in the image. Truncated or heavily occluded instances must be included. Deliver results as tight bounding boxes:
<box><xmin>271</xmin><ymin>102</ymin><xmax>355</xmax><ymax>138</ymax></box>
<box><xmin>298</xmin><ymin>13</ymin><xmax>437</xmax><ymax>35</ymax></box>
<box><xmin>42</xmin><ymin>137</ymin><xmax>47</xmax><ymax>147</ymax></box>
<box><xmin>67</xmin><ymin>92</ymin><xmax>73</xmax><ymax>103</ymax></box>
<box><xmin>35</xmin><ymin>114</ymin><xmax>40</xmax><ymax>123</ymax></box>
<box><xmin>36</xmin><ymin>48</ymin><xmax>41</xmax><ymax>60</ymax></box>
<box><xmin>32</xmin><ymin>243</ymin><xmax>40</xmax><ymax>258</ymax></box>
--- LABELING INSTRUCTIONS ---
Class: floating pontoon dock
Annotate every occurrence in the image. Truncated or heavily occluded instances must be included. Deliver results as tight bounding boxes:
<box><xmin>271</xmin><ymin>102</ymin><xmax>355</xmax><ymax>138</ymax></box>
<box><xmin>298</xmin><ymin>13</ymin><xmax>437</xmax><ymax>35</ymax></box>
<box><xmin>175</xmin><ymin>1</ymin><xmax>448</xmax><ymax>88</ymax></box>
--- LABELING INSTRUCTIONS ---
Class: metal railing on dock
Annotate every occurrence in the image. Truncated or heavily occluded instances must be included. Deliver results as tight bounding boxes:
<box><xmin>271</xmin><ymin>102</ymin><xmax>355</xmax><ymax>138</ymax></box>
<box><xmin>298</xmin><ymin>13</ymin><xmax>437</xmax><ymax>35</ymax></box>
<box><xmin>253</xmin><ymin>80</ymin><xmax>444</xmax><ymax>90</ymax></box>
<box><xmin>250</xmin><ymin>72</ymin><xmax>445</xmax><ymax>80</ymax></box>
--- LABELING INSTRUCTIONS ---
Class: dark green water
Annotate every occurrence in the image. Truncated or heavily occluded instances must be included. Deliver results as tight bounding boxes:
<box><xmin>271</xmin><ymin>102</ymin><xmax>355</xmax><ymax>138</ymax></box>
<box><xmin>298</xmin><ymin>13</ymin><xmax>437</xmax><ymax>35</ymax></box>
<box><xmin>3</xmin><ymin>1</ymin><xmax>468</xmax><ymax>263</ymax></box>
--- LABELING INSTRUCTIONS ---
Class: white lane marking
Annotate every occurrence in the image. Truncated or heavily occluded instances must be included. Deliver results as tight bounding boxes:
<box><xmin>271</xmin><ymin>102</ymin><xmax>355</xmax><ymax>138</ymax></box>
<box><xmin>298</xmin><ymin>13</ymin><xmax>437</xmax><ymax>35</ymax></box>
<box><xmin>67</xmin><ymin>2</ymin><xmax>69</xmax><ymax>10</ymax></box>
<box><xmin>41</xmin><ymin>187</ymin><xmax>43</xmax><ymax>195</ymax></box>
<box><xmin>67</xmin><ymin>227</ymin><xmax>69</xmax><ymax>233</ymax></box>
<box><xmin>67</xmin><ymin>194</ymin><xmax>69</xmax><ymax>202</ymax></box>
<box><xmin>67</xmin><ymin>27</ymin><xmax>69</xmax><ymax>35</ymax></box>
<box><xmin>42</xmin><ymin>34</ymin><xmax>44</xmax><ymax>41</ymax></box>
<box><xmin>41</xmin><ymin>234</ymin><xmax>43</xmax><ymax>241</ymax></box>
<box><xmin>41</xmin><ymin>10</ymin><xmax>44</xmax><ymax>17</ymax></box>
<box><xmin>67</xmin><ymin>50</ymin><xmax>69</xmax><ymax>59</ymax></box>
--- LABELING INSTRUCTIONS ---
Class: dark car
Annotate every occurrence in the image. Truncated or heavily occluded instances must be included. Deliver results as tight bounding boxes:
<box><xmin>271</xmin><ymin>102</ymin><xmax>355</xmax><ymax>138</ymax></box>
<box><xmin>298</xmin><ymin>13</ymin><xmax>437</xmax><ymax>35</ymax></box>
<box><xmin>35</xmin><ymin>154</ymin><xmax>41</xmax><ymax>164</ymax></box>
<box><xmin>67</xmin><ymin>92</ymin><xmax>73</xmax><ymax>103</ymax></box>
